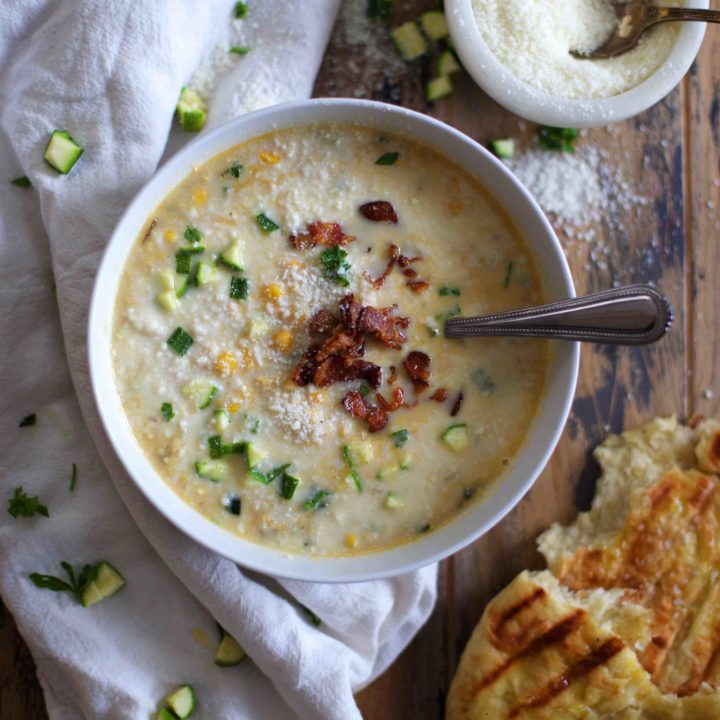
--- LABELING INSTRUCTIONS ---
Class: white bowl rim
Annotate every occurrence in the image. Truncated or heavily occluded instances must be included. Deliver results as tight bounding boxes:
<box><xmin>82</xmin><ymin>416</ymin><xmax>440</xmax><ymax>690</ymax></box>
<box><xmin>88</xmin><ymin>98</ymin><xmax>579</xmax><ymax>583</ymax></box>
<box><xmin>446</xmin><ymin>0</ymin><xmax>708</xmax><ymax>128</ymax></box>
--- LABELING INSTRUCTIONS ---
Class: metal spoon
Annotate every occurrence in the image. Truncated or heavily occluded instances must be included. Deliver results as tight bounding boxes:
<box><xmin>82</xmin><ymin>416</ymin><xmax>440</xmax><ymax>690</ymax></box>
<box><xmin>444</xmin><ymin>285</ymin><xmax>672</xmax><ymax>345</ymax></box>
<box><xmin>571</xmin><ymin>0</ymin><xmax>720</xmax><ymax>59</ymax></box>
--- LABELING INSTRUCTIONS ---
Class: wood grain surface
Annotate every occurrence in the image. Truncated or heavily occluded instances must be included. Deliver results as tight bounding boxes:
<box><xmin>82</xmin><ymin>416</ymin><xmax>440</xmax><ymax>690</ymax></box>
<box><xmin>2</xmin><ymin>4</ymin><xmax>719</xmax><ymax>718</ymax></box>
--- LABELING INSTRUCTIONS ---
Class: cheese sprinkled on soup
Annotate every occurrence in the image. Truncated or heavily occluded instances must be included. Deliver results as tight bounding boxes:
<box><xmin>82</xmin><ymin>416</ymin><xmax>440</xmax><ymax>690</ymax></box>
<box><xmin>112</xmin><ymin>124</ymin><xmax>548</xmax><ymax>555</ymax></box>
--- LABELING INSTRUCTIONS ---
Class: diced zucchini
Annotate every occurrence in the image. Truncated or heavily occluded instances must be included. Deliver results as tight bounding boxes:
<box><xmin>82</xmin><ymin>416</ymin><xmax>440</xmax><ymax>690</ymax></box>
<box><xmin>196</xmin><ymin>261</ymin><xmax>219</xmax><ymax>286</ymax></box>
<box><xmin>80</xmin><ymin>562</ymin><xmax>126</xmax><ymax>608</ymax></box>
<box><xmin>215</xmin><ymin>633</ymin><xmax>247</xmax><ymax>666</ymax></box>
<box><xmin>165</xmin><ymin>684</ymin><xmax>196</xmax><ymax>719</ymax></box>
<box><xmin>248</xmin><ymin>318</ymin><xmax>267</xmax><ymax>338</ymax></box>
<box><xmin>420</xmin><ymin>10</ymin><xmax>449</xmax><ymax>40</ymax></box>
<box><xmin>157</xmin><ymin>270</ymin><xmax>175</xmax><ymax>292</ymax></box>
<box><xmin>157</xmin><ymin>709</ymin><xmax>177</xmax><ymax>720</ymax></box>
<box><xmin>157</xmin><ymin>290</ymin><xmax>179</xmax><ymax>312</ymax></box>
<box><xmin>349</xmin><ymin>442</ymin><xmax>374</xmax><ymax>464</ymax></box>
<box><xmin>437</xmin><ymin>49</ymin><xmax>461</xmax><ymax>76</ymax></box>
<box><xmin>176</xmin><ymin>87</ymin><xmax>206</xmax><ymax>132</ymax></box>
<box><xmin>384</xmin><ymin>492</ymin><xmax>404</xmax><ymax>509</ymax></box>
<box><xmin>390</xmin><ymin>21</ymin><xmax>428</xmax><ymax>61</ymax></box>
<box><xmin>44</xmin><ymin>130</ymin><xmax>84</xmax><ymax>174</ymax></box>
<box><xmin>183</xmin><ymin>379</ymin><xmax>217</xmax><ymax>409</ymax></box>
<box><xmin>426</xmin><ymin>75</ymin><xmax>453</xmax><ymax>102</ymax></box>
<box><xmin>441</xmin><ymin>423</ymin><xmax>469</xmax><ymax>453</ymax></box>
<box><xmin>175</xmin><ymin>273</ymin><xmax>191</xmax><ymax>299</ymax></box>
<box><xmin>244</xmin><ymin>442</ymin><xmax>267</xmax><ymax>469</ymax></box>
<box><xmin>219</xmin><ymin>239</ymin><xmax>245</xmax><ymax>270</ymax></box>
<box><xmin>399</xmin><ymin>454</ymin><xmax>412</xmax><ymax>470</ymax></box>
<box><xmin>490</xmin><ymin>139</ymin><xmax>515</xmax><ymax>159</ymax></box>
<box><xmin>195</xmin><ymin>460</ymin><xmax>227</xmax><ymax>483</ymax></box>
<box><xmin>376</xmin><ymin>464</ymin><xmax>399</xmax><ymax>480</ymax></box>
<box><xmin>214</xmin><ymin>409</ymin><xmax>230</xmax><ymax>432</ymax></box>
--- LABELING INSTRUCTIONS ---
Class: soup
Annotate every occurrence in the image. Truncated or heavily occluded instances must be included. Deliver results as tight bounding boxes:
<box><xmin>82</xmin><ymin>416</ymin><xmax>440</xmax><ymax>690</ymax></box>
<box><xmin>112</xmin><ymin>124</ymin><xmax>547</xmax><ymax>555</ymax></box>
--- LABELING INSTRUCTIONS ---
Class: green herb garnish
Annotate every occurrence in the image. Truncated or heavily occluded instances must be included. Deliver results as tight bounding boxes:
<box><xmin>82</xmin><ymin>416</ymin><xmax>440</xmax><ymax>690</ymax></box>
<box><xmin>255</xmin><ymin>213</ymin><xmax>280</xmax><ymax>233</ymax></box>
<box><xmin>471</xmin><ymin>368</ymin><xmax>496</xmax><ymax>396</ymax></box>
<box><xmin>367</xmin><ymin>0</ymin><xmax>392</xmax><ymax>20</ymax></box>
<box><xmin>229</xmin><ymin>276</ymin><xmax>248</xmax><ymax>300</ymax></box>
<box><xmin>176</xmin><ymin>253</ymin><xmax>192</xmax><ymax>274</ymax></box>
<box><xmin>229</xmin><ymin>46</ymin><xmax>251</xmax><ymax>55</ymax></box>
<box><xmin>304</xmin><ymin>489</ymin><xmax>331</xmax><ymax>511</ymax></box>
<box><xmin>167</xmin><ymin>327</ymin><xmax>193</xmax><ymax>356</ymax></box>
<box><xmin>28</xmin><ymin>561</ymin><xmax>114</xmax><ymax>605</ymax></box>
<box><xmin>70</xmin><ymin>463</ymin><xmax>78</xmax><ymax>492</ymax></box>
<box><xmin>390</xmin><ymin>429</ymin><xmax>409</xmax><ymax>448</ymax></box>
<box><xmin>228</xmin><ymin>164</ymin><xmax>244</xmax><ymax>177</ymax></box>
<box><xmin>538</xmin><ymin>126</ymin><xmax>578</xmax><ymax>152</ymax></box>
<box><xmin>8</xmin><ymin>487</ymin><xmax>49</xmax><ymax>519</ymax></box>
<box><xmin>358</xmin><ymin>383</ymin><xmax>371</xmax><ymax>396</ymax></box>
<box><xmin>161</xmin><ymin>402</ymin><xmax>175</xmax><ymax>421</ymax></box>
<box><xmin>184</xmin><ymin>225</ymin><xmax>202</xmax><ymax>244</ymax></box>
<box><xmin>18</xmin><ymin>414</ymin><xmax>36</xmax><ymax>428</ymax></box>
<box><xmin>208</xmin><ymin>435</ymin><xmax>224</xmax><ymax>460</ymax></box>
<box><xmin>280</xmin><ymin>473</ymin><xmax>299</xmax><ymax>500</ymax></box>
<box><xmin>247</xmin><ymin>415</ymin><xmax>260</xmax><ymax>434</ymax></box>
<box><xmin>234</xmin><ymin>1</ymin><xmax>248</xmax><ymax>18</ymax></box>
<box><xmin>503</xmin><ymin>261</ymin><xmax>513</xmax><ymax>288</ymax></box>
<box><xmin>342</xmin><ymin>445</ymin><xmax>362</xmax><ymax>493</ymax></box>
<box><xmin>301</xmin><ymin>604</ymin><xmax>322</xmax><ymax>626</ymax></box>
<box><xmin>375</xmin><ymin>151</ymin><xmax>399</xmax><ymax>165</ymax></box>
<box><xmin>439</xmin><ymin>285</ymin><xmax>461</xmax><ymax>296</ymax></box>
<box><xmin>11</xmin><ymin>176</ymin><xmax>32</xmax><ymax>188</ymax></box>
<box><xmin>320</xmin><ymin>245</ymin><xmax>351</xmax><ymax>287</ymax></box>
<box><xmin>436</xmin><ymin>304</ymin><xmax>461</xmax><ymax>320</ymax></box>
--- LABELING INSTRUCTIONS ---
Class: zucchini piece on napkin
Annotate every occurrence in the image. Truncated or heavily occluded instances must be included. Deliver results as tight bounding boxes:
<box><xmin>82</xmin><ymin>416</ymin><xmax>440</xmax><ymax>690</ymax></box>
<box><xmin>80</xmin><ymin>562</ymin><xmax>126</xmax><ymax>607</ymax></box>
<box><xmin>214</xmin><ymin>630</ymin><xmax>247</xmax><ymax>667</ymax></box>
<box><xmin>176</xmin><ymin>87</ymin><xmax>206</xmax><ymax>132</ymax></box>
<box><xmin>44</xmin><ymin>130</ymin><xmax>84</xmax><ymax>174</ymax></box>
<box><xmin>165</xmin><ymin>685</ymin><xmax>196</xmax><ymax>718</ymax></box>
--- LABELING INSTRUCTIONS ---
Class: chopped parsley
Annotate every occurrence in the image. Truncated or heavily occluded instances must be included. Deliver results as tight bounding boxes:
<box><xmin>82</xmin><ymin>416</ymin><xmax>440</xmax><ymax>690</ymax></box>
<box><xmin>161</xmin><ymin>402</ymin><xmax>175</xmax><ymax>421</ymax></box>
<box><xmin>229</xmin><ymin>46</ymin><xmax>251</xmax><ymax>55</ymax></box>
<box><xmin>227</xmin><ymin>164</ymin><xmax>244</xmax><ymax>177</ymax></box>
<box><xmin>358</xmin><ymin>383</ymin><xmax>371</xmax><ymax>396</ymax></box>
<box><xmin>255</xmin><ymin>212</ymin><xmax>280</xmax><ymax>233</ymax></box>
<box><xmin>538</xmin><ymin>126</ymin><xmax>578</xmax><ymax>153</ymax></box>
<box><xmin>471</xmin><ymin>368</ymin><xmax>496</xmax><ymax>396</ymax></box>
<box><xmin>375</xmin><ymin>151</ymin><xmax>399</xmax><ymax>165</ymax></box>
<box><xmin>176</xmin><ymin>252</ymin><xmax>192</xmax><ymax>274</ymax></box>
<box><xmin>503</xmin><ymin>260</ymin><xmax>513</xmax><ymax>288</ymax></box>
<box><xmin>184</xmin><ymin>225</ymin><xmax>202</xmax><ymax>244</ymax></box>
<box><xmin>367</xmin><ymin>0</ymin><xmax>392</xmax><ymax>20</ymax></box>
<box><xmin>439</xmin><ymin>285</ymin><xmax>461</xmax><ymax>296</ymax></box>
<box><xmin>234</xmin><ymin>1</ymin><xmax>248</xmax><ymax>18</ymax></box>
<box><xmin>167</xmin><ymin>327</ymin><xmax>193</xmax><ymax>356</ymax></box>
<box><xmin>229</xmin><ymin>275</ymin><xmax>248</xmax><ymax>300</ymax></box>
<box><xmin>304</xmin><ymin>489</ymin><xmax>331</xmax><ymax>511</ymax></box>
<box><xmin>436</xmin><ymin>304</ymin><xmax>461</xmax><ymax>320</ymax></box>
<box><xmin>320</xmin><ymin>245</ymin><xmax>351</xmax><ymax>287</ymax></box>
<box><xmin>11</xmin><ymin>176</ymin><xmax>32</xmax><ymax>188</ymax></box>
<box><xmin>247</xmin><ymin>415</ymin><xmax>261</xmax><ymax>434</ymax></box>
<box><xmin>342</xmin><ymin>446</ymin><xmax>362</xmax><ymax>493</ymax></box>
<box><xmin>70</xmin><ymin>463</ymin><xmax>78</xmax><ymax>492</ymax></box>
<box><xmin>18</xmin><ymin>413</ymin><xmax>36</xmax><ymax>428</ymax></box>
<box><xmin>390</xmin><ymin>429</ymin><xmax>409</xmax><ymax>448</ymax></box>
<box><xmin>8</xmin><ymin>487</ymin><xmax>49</xmax><ymax>519</ymax></box>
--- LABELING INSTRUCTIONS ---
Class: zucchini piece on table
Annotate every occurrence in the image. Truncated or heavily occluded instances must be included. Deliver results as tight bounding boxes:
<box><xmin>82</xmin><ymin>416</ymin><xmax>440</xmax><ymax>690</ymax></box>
<box><xmin>489</xmin><ymin>139</ymin><xmax>515</xmax><ymax>159</ymax></box>
<box><xmin>390</xmin><ymin>21</ymin><xmax>428</xmax><ymax>61</ymax></box>
<box><xmin>437</xmin><ymin>49</ymin><xmax>461</xmax><ymax>76</ymax></box>
<box><xmin>426</xmin><ymin>75</ymin><xmax>453</xmax><ymax>102</ymax></box>
<box><xmin>44</xmin><ymin>130</ymin><xmax>84</xmax><ymax>174</ymax></box>
<box><xmin>420</xmin><ymin>10</ymin><xmax>449</xmax><ymax>40</ymax></box>
<box><xmin>165</xmin><ymin>684</ymin><xmax>196</xmax><ymax>719</ymax></box>
<box><xmin>441</xmin><ymin>423</ymin><xmax>469</xmax><ymax>453</ymax></box>
<box><xmin>214</xmin><ymin>631</ymin><xmax>247</xmax><ymax>667</ymax></box>
<box><xmin>80</xmin><ymin>562</ymin><xmax>126</xmax><ymax>608</ymax></box>
<box><xmin>176</xmin><ymin>87</ymin><xmax>206</xmax><ymax>132</ymax></box>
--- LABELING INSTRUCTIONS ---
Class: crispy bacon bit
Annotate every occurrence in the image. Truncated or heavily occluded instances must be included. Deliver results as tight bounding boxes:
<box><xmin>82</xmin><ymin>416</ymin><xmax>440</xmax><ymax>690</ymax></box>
<box><xmin>403</xmin><ymin>351</ymin><xmax>431</xmax><ymax>393</ymax></box>
<box><xmin>388</xmin><ymin>366</ymin><xmax>398</xmax><ymax>384</ymax></box>
<box><xmin>432</xmin><ymin>388</ymin><xmax>449</xmax><ymax>402</ymax></box>
<box><xmin>364</xmin><ymin>243</ymin><xmax>399</xmax><ymax>289</ymax></box>
<box><xmin>376</xmin><ymin>388</ymin><xmax>405</xmax><ymax>412</ymax></box>
<box><xmin>398</xmin><ymin>253</ymin><xmax>422</xmax><ymax>267</ymax></box>
<box><xmin>308</xmin><ymin>309</ymin><xmax>337</xmax><ymax>335</ymax></box>
<box><xmin>359</xmin><ymin>200</ymin><xmax>398</xmax><ymax>223</ymax></box>
<box><xmin>451</xmin><ymin>392</ymin><xmax>464</xmax><ymax>417</ymax></box>
<box><xmin>290</xmin><ymin>221</ymin><xmax>355</xmax><ymax>250</ymax></box>
<box><xmin>407</xmin><ymin>280</ymin><xmax>430</xmax><ymax>293</ymax></box>
<box><xmin>366</xmin><ymin>408</ymin><xmax>389</xmax><ymax>432</ymax></box>
<box><xmin>359</xmin><ymin>304</ymin><xmax>410</xmax><ymax>350</ymax></box>
<box><xmin>403</xmin><ymin>268</ymin><xmax>418</xmax><ymax>278</ymax></box>
<box><xmin>341</xmin><ymin>391</ymin><xmax>389</xmax><ymax>433</ymax></box>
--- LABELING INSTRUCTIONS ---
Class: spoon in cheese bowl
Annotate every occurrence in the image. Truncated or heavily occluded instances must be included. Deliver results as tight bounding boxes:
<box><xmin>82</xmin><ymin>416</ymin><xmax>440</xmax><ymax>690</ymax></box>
<box><xmin>444</xmin><ymin>285</ymin><xmax>672</xmax><ymax>344</ymax></box>
<box><xmin>571</xmin><ymin>0</ymin><xmax>720</xmax><ymax>59</ymax></box>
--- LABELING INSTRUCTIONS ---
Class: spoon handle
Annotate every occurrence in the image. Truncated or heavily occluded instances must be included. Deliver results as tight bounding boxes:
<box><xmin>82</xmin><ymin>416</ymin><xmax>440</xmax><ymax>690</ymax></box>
<box><xmin>444</xmin><ymin>285</ymin><xmax>673</xmax><ymax>345</ymax></box>
<box><xmin>649</xmin><ymin>7</ymin><xmax>720</xmax><ymax>26</ymax></box>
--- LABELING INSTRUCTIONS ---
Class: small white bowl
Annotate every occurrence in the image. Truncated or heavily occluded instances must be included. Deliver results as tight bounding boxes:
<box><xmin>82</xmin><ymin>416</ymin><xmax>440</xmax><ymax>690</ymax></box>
<box><xmin>88</xmin><ymin>99</ymin><xmax>579</xmax><ymax>583</ymax></box>
<box><xmin>446</xmin><ymin>0</ymin><xmax>708</xmax><ymax>128</ymax></box>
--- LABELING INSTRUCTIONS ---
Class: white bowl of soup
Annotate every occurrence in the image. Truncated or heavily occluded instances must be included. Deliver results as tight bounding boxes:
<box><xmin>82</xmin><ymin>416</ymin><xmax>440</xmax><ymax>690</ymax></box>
<box><xmin>89</xmin><ymin>99</ymin><xmax>578</xmax><ymax>582</ymax></box>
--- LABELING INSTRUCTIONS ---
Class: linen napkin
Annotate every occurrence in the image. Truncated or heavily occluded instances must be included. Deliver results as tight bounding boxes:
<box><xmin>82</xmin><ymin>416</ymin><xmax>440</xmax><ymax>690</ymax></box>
<box><xmin>0</xmin><ymin>2</ymin><xmax>438</xmax><ymax>719</ymax></box>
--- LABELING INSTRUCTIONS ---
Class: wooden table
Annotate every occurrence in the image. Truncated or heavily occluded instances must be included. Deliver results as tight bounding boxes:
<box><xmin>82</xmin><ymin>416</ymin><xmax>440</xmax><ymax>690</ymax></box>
<box><xmin>2</xmin><ymin>5</ymin><xmax>719</xmax><ymax>718</ymax></box>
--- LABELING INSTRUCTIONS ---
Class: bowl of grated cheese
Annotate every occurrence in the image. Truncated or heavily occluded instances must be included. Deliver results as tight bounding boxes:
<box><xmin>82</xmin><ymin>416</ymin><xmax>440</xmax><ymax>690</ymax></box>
<box><xmin>446</xmin><ymin>0</ymin><xmax>708</xmax><ymax>127</ymax></box>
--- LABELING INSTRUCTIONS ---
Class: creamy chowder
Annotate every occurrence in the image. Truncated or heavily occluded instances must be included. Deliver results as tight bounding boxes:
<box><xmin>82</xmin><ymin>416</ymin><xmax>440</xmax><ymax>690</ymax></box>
<box><xmin>112</xmin><ymin>124</ymin><xmax>548</xmax><ymax>555</ymax></box>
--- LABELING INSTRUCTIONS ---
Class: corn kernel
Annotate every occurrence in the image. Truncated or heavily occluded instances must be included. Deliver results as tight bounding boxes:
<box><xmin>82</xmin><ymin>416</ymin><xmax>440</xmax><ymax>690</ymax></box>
<box><xmin>259</xmin><ymin>151</ymin><xmax>280</xmax><ymax>164</ymax></box>
<box><xmin>215</xmin><ymin>351</ymin><xmax>238</xmax><ymax>377</ymax></box>
<box><xmin>264</xmin><ymin>283</ymin><xmax>284</xmax><ymax>301</ymax></box>
<box><xmin>345</xmin><ymin>534</ymin><xmax>358</xmax><ymax>549</ymax></box>
<box><xmin>192</xmin><ymin>187</ymin><xmax>208</xmax><ymax>206</ymax></box>
<box><xmin>448</xmin><ymin>200</ymin><xmax>463</xmax><ymax>215</ymax></box>
<box><xmin>273</xmin><ymin>329</ymin><xmax>293</xmax><ymax>353</ymax></box>
<box><xmin>164</xmin><ymin>229</ymin><xmax>178</xmax><ymax>242</ymax></box>
<box><xmin>228</xmin><ymin>403</ymin><xmax>241</xmax><ymax>414</ymax></box>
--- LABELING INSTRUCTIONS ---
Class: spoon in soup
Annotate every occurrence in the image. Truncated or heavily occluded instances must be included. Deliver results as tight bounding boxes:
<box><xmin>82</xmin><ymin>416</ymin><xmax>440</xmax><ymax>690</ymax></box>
<box><xmin>444</xmin><ymin>285</ymin><xmax>672</xmax><ymax>345</ymax></box>
<box><xmin>570</xmin><ymin>0</ymin><xmax>720</xmax><ymax>59</ymax></box>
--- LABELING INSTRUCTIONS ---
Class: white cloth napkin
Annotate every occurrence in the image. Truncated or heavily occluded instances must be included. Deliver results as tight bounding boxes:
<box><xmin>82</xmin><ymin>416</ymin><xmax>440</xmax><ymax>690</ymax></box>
<box><xmin>0</xmin><ymin>2</ymin><xmax>438</xmax><ymax>719</ymax></box>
